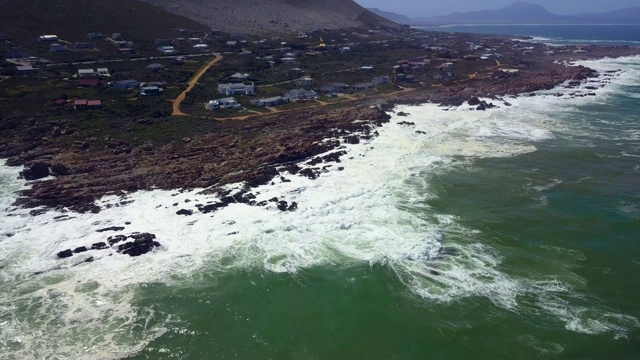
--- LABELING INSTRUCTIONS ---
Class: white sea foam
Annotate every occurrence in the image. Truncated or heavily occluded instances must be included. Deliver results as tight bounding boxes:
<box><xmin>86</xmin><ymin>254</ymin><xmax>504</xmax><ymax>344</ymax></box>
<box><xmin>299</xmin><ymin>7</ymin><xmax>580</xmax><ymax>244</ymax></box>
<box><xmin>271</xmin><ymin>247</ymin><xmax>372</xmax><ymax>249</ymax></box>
<box><xmin>1</xmin><ymin>56</ymin><xmax>640</xmax><ymax>358</ymax></box>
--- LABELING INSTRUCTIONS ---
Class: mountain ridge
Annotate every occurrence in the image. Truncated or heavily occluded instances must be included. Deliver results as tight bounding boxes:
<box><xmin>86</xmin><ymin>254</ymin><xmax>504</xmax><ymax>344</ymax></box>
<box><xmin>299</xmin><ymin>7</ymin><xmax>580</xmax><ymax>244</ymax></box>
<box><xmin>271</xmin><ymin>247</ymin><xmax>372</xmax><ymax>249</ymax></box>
<box><xmin>369</xmin><ymin>2</ymin><xmax>640</xmax><ymax>25</ymax></box>
<box><xmin>139</xmin><ymin>0</ymin><xmax>400</xmax><ymax>35</ymax></box>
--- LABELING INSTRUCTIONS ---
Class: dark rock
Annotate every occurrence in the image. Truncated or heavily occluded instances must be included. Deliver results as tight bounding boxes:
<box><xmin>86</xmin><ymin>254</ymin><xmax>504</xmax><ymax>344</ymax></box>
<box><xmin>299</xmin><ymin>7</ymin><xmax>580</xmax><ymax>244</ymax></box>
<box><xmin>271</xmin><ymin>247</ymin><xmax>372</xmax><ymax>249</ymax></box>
<box><xmin>299</xmin><ymin>168</ymin><xmax>318</xmax><ymax>180</ymax></box>
<box><xmin>287</xmin><ymin>202</ymin><xmax>298</xmax><ymax>211</ymax></box>
<box><xmin>176</xmin><ymin>209</ymin><xmax>193</xmax><ymax>216</ymax></box>
<box><xmin>117</xmin><ymin>233</ymin><xmax>161</xmax><ymax>257</ymax></box>
<box><xmin>277</xmin><ymin>201</ymin><xmax>288</xmax><ymax>211</ymax></box>
<box><xmin>398</xmin><ymin>121</ymin><xmax>416</xmax><ymax>126</ymax></box>
<box><xmin>468</xmin><ymin>97</ymin><xmax>481</xmax><ymax>106</ymax></box>
<box><xmin>73</xmin><ymin>246</ymin><xmax>88</xmax><ymax>253</ymax></box>
<box><xmin>57</xmin><ymin>249</ymin><xmax>73</xmax><ymax>259</ymax></box>
<box><xmin>343</xmin><ymin>135</ymin><xmax>360</xmax><ymax>145</ymax></box>
<box><xmin>21</xmin><ymin>162</ymin><xmax>50</xmax><ymax>180</ymax></box>
<box><xmin>91</xmin><ymin>242</ymin><xmax>108</xmax><ymax>250</ymax></box>
<box><xmin>107</xmin><ymin>235</ymin><xmax>127</xmax><ymax>245</ymax></box>
<box><xmin>50</xmin><ymin>163</ymin><xmax>70</xmax><ymax>176</ymax></box>
<box><xmin>397</xmin><ymin>111</ymin><xmax>410</xmax><ymax>117</ymax></box>
<box><xmin>96</xmin><ymin>226</ymin><xmax>125</xmax><ymax>233</ymax></box>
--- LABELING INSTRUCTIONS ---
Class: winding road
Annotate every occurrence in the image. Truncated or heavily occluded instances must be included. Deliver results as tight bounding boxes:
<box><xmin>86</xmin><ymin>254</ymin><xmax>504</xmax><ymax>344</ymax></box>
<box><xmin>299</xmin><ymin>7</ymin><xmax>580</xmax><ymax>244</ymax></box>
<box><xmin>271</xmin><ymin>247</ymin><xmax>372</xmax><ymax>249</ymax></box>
<box><xmin>172</xmin><ymin>54</ymin><xmax>223</xmax><ymax>116</ymax></box>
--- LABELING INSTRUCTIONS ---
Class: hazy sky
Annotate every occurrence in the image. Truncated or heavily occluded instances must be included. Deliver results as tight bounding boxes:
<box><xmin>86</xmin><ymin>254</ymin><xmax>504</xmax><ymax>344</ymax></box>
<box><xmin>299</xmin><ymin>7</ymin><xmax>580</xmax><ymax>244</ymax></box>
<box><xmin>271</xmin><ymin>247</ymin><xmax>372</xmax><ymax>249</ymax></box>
<box><xmin>355</xmin><ymin>0</ymin><xmax>640</xmax><ymax>17</ymax></box>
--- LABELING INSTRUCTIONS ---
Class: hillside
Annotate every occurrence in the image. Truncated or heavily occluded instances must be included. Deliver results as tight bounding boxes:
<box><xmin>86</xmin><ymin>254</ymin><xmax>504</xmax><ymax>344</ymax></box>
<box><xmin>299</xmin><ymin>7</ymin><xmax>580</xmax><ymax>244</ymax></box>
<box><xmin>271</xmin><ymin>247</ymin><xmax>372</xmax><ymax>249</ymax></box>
<box><xmin>0</xmin><ymin>0</ymin><xmax>209</xmax><ymax>45</ymax></box>
<box><xmin>415</xmin><ymin>1</ymin><xmax>640</xmax><ymax>25</ymax></box>
<box><xmin>139</xmin><ymin>0</ymin><xmax>399</xmax><ymax>35</ymax></box>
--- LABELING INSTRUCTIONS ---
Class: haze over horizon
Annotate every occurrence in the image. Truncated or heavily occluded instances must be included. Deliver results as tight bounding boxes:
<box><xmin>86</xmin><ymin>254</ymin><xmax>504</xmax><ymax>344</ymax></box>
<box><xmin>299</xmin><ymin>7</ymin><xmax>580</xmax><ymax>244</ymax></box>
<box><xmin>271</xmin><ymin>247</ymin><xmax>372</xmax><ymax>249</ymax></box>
<box><xmin>355</xmin><ymin>0</ymin><xmax>640</xmax><ymax>17</ymax></box>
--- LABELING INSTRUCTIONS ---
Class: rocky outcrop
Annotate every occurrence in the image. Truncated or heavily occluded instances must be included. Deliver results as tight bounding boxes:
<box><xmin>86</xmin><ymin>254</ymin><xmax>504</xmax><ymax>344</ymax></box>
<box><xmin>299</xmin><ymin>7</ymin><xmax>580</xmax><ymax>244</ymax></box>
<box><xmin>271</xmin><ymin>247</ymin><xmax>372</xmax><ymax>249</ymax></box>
<box><xmin>9</xmin><ymin>106</ymin><xmax>390</xmax><ymax>213</ymax></box>
<box><xmin>56</xmin><ymin>232</ymin><xmax>161</xmax><ymax>259</ymax></box>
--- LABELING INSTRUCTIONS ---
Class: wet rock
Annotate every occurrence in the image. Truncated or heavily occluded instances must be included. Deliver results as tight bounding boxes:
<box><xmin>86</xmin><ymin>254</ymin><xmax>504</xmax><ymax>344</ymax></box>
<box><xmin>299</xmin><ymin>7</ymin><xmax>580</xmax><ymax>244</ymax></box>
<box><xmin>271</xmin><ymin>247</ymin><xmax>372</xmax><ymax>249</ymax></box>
<box><xmin>91</xmin><ymin>242</ymin><xmax>108</xmax><ymax>250</ymax></box>
<box><xmin>277</xmin><ymin>201</ymin><xmax>288</xmax><ymax>211</ymax></box>
<box><xmin>397</xmin><ymin>111</ymin><xmax>410</xmax><ymax>117</ymax></box>
<box><xmin>176</xmin><ymin>209</ymin><xmax>193</xmax><ymax>216</ymax></box>
<box><xmin>117</xmin><ymin>233</ymin><xmax>161</xmax><ymax>257</ymax></box>
<box><xmin>107</xmin><ymin>234</ymin><xmax>127</xmax><ymax>245</ymax></box>
<box><xmin>21</xmin><ymin>162</ymin><xmax>50</xmax><ymax>180</ymax></box>
<box><xmin>96</xmin><ymin>226</ymin><xmax>125</xmax><ymax>233</ymax></box>
<box><xmin>468</xmin><ymin>97</ymin><xmax>481</xmax><ymax>106</ymax></box>
<box><xmin>73</xmin><ymin>246</ymin><xmax>88</xmax><ymax>254</ymax></box>
<box><xmin>299</xmin><ymin>168</ymin><xmax>318</xmax><ymax>180</ymax></box>
<box><xmin>343</xmin><ymin>135</ymin><xmax>360</xmax><ymax>145</ymax></box>
<box><xmin>57</xmin><ymin>249</ymin><xmax>73</xmax><ymax>259</ymax></box>
<box><xmin>398</xmin><ymin>121</ymin><xmax>415</xmax><ymax>126</ymax></box>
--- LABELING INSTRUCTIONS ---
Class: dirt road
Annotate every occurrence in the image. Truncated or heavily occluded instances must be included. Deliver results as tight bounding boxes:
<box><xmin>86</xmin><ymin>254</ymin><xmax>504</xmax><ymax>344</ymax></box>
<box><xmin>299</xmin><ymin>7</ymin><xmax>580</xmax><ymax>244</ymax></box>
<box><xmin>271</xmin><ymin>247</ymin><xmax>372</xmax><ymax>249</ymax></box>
<box><xmin>172</xmin><ymin>54</ymin><xmax>223</xmax><ymax>116</ymax></box>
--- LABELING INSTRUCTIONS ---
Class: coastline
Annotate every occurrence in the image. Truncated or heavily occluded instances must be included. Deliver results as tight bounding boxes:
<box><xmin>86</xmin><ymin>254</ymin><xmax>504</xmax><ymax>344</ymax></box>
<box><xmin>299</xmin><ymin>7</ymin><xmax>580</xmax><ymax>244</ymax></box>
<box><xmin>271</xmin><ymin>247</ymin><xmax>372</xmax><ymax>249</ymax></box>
<box><xmin>1</xmin><ymin>51</ymin><xmax>639</xmax><ymax>360</ymax></box>
<box><xmin>1</xmin><ymin>48</ymin><xmax>640</xmax><ymax>214</ymax></box>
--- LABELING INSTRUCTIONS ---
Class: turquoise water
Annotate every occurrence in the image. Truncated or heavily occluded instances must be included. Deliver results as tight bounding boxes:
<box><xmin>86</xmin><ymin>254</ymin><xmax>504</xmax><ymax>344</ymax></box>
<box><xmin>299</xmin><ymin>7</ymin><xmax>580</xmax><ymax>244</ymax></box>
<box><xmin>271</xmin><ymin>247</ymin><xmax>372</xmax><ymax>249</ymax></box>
<box><xmin>1</xmin><ymin>57</ymin><xmax>640</xmax><ymax>359</ymax></box>
<box><xmin>417</xmin><ymin>24</ymin><xmax>640</xmax><ymax>46</ymax></box>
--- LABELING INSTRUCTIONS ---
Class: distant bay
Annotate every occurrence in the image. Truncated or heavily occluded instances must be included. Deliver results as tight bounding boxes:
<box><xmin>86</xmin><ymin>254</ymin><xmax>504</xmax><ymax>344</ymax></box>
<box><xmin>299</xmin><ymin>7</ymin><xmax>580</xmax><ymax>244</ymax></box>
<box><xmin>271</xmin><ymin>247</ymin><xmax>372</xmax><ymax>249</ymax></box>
<box><xmin>416</xmin><ymin>24</ymin><xmax>640</xmax><ymax>46</ymax></box>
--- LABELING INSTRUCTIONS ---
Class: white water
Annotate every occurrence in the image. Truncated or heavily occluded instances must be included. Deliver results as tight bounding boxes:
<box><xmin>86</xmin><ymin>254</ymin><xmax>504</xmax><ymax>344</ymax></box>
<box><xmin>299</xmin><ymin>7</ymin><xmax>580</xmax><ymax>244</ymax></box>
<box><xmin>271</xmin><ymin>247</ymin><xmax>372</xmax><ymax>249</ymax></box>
<box><xmin>1</xmin><ymin>56</ymin><xmax>639</xmax><ymax>358</ymax></box>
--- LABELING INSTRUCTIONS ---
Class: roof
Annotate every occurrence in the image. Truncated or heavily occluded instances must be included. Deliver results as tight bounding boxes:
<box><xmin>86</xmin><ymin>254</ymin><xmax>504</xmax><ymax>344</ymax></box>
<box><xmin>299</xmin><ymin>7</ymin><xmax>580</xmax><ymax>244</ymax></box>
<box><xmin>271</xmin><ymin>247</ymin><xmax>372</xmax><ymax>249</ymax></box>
<box><xmin>74</xmin><ymin>99</ymin><xmax>88</xmax><ymax>105</ymax></box>
<box><xmin>87</xmin><ymin>100</ymin><xmax>101</xmax><ymax>106</ymax></box>
<box><xmin>78</xmin><ymin>69</ymin><xmax>95</xmax><ymax>73</ymax></box>
<box><xmin>146</xmin><ymin>63</ymin><xmax>164</xmax><ymax>69</ymax></box>
<box><xmin>261</xmin><ymin>96</ymin><xmax>285</xmax><ymax>102</ymax></box>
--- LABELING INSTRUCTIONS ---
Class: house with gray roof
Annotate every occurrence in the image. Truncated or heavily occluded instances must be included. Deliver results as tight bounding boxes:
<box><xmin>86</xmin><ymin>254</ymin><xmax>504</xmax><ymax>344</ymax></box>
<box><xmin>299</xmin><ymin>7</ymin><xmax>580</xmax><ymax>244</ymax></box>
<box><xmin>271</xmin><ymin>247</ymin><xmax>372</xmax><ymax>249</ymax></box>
<box><xmin>251</xmin><ymin>96</ymin><xmax>289</xmax><ymax>107</ymax></box>
<box><xmin>285</xmin><ymin>89</ymin><xmax>318</xmax><ymax>101</ymax></box>
<box><xmin>218</xmin><ymin>83</ymin><xmax>256</xmax><ymax>96</ymax></box>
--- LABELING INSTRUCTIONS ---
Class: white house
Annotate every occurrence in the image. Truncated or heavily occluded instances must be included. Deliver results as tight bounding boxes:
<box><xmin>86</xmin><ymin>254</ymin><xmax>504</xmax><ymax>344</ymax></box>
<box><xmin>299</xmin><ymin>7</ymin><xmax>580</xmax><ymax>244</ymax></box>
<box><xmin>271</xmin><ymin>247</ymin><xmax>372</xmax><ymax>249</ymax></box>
<box><xmin>218</xmin><ymin>83</ymin><xmax>256</xmax><ymax>96</ymax></box>
<box><xmin>285</xmin><ymin>89</ymin><xmax>317</xmax><ymax>101</ymax></box>
<box><xmin>207</xmin><ymin>97</ymin><xmax>241</xmax><ymax>110</ymax></box>
<box><xmin>77</xmin><ymin>69</ymin><xmax>95</xmax><ymax>78</ymax></box>
<box><xmin>251</xmin><ymin>96</ymin><xmax>289</xmax><ymax>107</ymax></box>
<box><xmin>96</xmin><ymin>68</ymin><xmax>110</xmax><ymax>77</ymax></box>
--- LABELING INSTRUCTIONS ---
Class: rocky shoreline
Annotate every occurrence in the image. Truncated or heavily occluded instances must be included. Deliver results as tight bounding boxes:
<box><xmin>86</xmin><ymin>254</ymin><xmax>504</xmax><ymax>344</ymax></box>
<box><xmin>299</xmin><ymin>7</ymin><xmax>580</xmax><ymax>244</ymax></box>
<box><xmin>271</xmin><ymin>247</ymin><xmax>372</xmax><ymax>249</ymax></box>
<box><xmin>1</xmin><ymin>49</ymin><xmax>639</xmax><ymax>215</ymax></box>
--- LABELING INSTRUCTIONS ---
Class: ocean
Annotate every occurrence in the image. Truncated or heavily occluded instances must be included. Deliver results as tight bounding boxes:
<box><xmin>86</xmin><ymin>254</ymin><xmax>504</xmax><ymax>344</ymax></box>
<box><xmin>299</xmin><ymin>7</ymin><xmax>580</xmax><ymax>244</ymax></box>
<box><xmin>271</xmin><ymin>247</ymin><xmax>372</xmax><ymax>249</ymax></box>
<box><xmin>1</xmin><ymin>29</ymin><xmax>640</xmax><ymax>359</ymax></box>
<box><xmin>417</xmin><ymin>24</ymin><xmax>640</xmax><ymax>47</ymax></box>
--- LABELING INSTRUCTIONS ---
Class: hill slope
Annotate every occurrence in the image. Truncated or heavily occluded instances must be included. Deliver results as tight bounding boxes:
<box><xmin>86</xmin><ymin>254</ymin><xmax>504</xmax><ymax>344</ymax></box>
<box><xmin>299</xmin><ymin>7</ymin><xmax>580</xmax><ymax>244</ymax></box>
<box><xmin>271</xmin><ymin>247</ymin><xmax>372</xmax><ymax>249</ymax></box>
<box><xmin>139</xmin><ymin>0</ymin><xmax>399</xmax><ymax>35</ymax></box>
<box><xmin>0</xmin><ymin>0</ymin><xmax>209</xmax><ymax>44</ymax></box>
